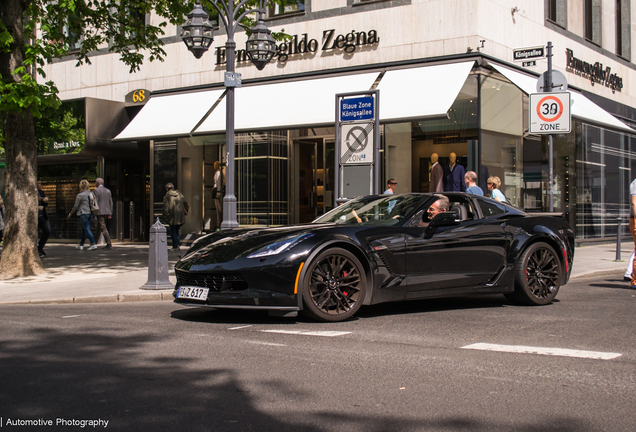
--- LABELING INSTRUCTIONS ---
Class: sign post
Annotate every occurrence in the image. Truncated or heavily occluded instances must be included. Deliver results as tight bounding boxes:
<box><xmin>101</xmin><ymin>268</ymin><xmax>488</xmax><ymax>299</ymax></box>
<box><xmin>527</xmin><ymin>42</ymin><xmax>571</xmax><ymax>212</ymax></box>
<box><xmin>334</xmin><ymin>91</ymin><xmax>379</xmax><ymax>203</ymax></box>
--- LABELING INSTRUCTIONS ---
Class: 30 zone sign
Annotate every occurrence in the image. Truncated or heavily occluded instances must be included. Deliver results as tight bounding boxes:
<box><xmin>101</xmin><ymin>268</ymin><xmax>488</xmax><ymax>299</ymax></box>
<box><xmin>529</xmin><ymin>92</ymin><xmax>571</xmax><ymax>134</ymax></box>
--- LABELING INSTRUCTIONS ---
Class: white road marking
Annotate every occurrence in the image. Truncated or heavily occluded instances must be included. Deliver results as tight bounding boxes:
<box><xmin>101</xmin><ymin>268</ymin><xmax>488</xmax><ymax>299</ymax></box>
<box><xmin>261</xmin><ymin>330</ymin><xmax>351</xmax><ymax>337</ymax></box>
<box><xmin>228</xmin><ymin>325</ymin><xmax>253</xmax><ymax>330</ymax></box>
<box><xmin>62</xmin><ymin>315</ymin><xmax>82</xmax><ymax>318</ymax></box>
<box><xmin>462</xmin><ymin>343</ymin><xmax>622</xmax><ymax>360</ymax></box>
<box><xmin>247</xmin><ymin>340</ymin><xmax>286</xmax><ymax>347</ymax></box>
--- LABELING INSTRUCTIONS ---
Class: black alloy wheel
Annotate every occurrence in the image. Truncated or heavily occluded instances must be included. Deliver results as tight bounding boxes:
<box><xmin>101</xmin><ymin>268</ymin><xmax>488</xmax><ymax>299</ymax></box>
<box><xmin>508</xmin><ymin>242</ymin><xmax>562</xmax><ymax>306</ymax></box>
<box><xmin>302</xmin><ymin>247</ymin><xmax>366</xmax><ymax>322</ymax></box>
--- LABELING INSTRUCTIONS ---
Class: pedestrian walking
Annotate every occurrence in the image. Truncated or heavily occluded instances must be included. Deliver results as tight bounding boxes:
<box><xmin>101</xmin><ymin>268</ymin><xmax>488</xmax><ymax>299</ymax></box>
<box><xmin>68</xmin><ymin>179</ymin><xmax>97</xmax><ymax>251</ymax></box>
<box><xmin>487</xmin><ymin>176</ymin><xmax>506</xmax><ymax>202</ymax></box>
<box><xmin>0</xmin><ymin>195</ymin><xmax>4</xmax><ymax>246</ymax></box>
<box><xmin>37</xmin><ymin>180</ymin><xmax>51</xmax><ymax>257</ymax></box>
<box><xmin>624</xmin><ymin>251</ymin><xmax>635</xmax><ymax>282</ymax></box>
<box><xmin>629</xmin><ymin>177</ymin><xmax>636</xmax><ymax>287</ymax></box>
<box><xmin>383</xmin><ymin>179</ymin><xmax>397</xmax><ymax>194</ymax></box>
<box><xmin>162</xmin><ymin>183</ymin><xmax>189</xmax><ymax>250</ymax></box>
<box><xmin>464</xmin><ymin>171</ymin><xmax>484</xmax><ymax>195</ymax></box>
<box><xmin>213</xmin><ymin>161</ymin><xmax>223</xmax><ymax>231</ymax></box>
<box><xmin>93</xmin><ymin>178</ymin><xmax>113</xmax><ymax>249</ymax></box>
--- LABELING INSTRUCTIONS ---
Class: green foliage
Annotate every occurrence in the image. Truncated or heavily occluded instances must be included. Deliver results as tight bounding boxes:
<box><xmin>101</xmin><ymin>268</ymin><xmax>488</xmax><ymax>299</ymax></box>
<box><xmin>35</xmin><ymin>100</ymin><xmax>86</xmax><ymax>155</ymax></box>
<box><xmin>0</xmin><ymin>0</ymin><xmax>290</xmax><ymax>147</ymax></box>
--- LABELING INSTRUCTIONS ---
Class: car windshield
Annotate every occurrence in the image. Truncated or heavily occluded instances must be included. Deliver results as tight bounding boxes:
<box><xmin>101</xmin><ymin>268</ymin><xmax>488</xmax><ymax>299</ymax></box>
<box><xmin>313</xmin><ymin>194</ymin><xmax>428</xmax><ymax>226</ymax></box>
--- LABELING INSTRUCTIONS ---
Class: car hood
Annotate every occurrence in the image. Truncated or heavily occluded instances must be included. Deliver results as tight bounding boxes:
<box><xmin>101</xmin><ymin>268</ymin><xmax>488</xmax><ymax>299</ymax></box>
<box><xmin>177</xmin><ymin>224</ymin><xmax>329</xmax><ymax>267</ymax></box>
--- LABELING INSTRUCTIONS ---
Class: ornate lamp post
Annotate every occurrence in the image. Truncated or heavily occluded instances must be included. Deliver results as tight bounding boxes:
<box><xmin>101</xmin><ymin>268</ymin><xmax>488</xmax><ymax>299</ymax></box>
<box><xmin>181</xmin><ymin>0</ymin><xmax>276</xmax><ymax>229</ymax></box>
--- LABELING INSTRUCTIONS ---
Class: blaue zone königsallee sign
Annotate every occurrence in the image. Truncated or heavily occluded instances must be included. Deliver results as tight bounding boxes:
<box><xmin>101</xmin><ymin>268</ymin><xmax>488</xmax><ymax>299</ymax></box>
<box><xmin>340</xmin><ymin>96</ymin><xmax>374</xmax><ymax>122</ymax></box>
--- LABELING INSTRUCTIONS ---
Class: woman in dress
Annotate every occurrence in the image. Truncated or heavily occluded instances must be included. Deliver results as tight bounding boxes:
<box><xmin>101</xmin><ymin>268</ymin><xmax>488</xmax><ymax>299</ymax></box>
<box><xmin>487</xmin><ymin>176</ymin><xmax>506</xmax><ymax>202</ymax></box>
<box><xmin>68</xmin><ymin>179</ymin><xmax>97</xmax><ymax>251</ymax></box>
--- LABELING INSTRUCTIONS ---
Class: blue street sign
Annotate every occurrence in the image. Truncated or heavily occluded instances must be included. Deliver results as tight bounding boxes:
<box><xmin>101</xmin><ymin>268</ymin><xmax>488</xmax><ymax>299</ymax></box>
<box><xmin>340</xmin><ymin>96</ymin><xmax>374</xmax><ymax>121</ymax></box>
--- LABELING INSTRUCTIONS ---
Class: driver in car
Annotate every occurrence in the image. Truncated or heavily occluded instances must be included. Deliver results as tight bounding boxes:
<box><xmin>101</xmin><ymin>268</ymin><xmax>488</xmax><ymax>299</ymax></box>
<box><xmin>420</xmin><ymin>194</ymin><xmax>449</xmax><ymax>227</ymax></box>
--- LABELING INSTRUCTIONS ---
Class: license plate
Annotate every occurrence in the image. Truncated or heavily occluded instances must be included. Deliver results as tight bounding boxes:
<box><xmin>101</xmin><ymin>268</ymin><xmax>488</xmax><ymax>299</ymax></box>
<box><xmin>177</xmin><ymin>286</ymin><xmax>209</xmax><ymax>301</ymax></box>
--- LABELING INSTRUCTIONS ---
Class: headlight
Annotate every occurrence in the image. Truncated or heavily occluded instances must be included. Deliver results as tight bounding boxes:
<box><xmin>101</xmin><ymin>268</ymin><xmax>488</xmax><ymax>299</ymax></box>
<box><xmin>247</xmin><ymin>233</ymin><xmax>314</xmax><ymax>258</ymax></box>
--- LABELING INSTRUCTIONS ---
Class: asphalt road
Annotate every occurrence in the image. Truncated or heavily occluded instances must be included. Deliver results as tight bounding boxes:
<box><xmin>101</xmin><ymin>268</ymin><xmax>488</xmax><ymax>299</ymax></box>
<box><xmin>1</xmin><ymin>274</ymin><xmax>634</xmax><ymax>432</ymax></box>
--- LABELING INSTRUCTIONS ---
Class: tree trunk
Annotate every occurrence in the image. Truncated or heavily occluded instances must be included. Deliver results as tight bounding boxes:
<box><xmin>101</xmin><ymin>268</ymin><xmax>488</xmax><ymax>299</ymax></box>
<box><xmin>0</xmin><ymin>111</ymin><xmax>44</xmax><ymax>278</ymax></box>
<box><xmin>0</xmin><ymin>0</ymin><xmax>44</xmax><ymax>278</ymax></box>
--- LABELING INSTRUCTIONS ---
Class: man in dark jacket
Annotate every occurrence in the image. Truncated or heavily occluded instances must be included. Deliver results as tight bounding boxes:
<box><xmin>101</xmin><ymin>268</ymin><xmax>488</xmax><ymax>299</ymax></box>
<box><xmin>162</xmin><ymin>183</ymin><xmax>189</xmax><ymax>250</ymax></box>
<box><xmin>37</xmin><ymin>180</ymin><xmax>51</xmax><ymax>258</ymax></box>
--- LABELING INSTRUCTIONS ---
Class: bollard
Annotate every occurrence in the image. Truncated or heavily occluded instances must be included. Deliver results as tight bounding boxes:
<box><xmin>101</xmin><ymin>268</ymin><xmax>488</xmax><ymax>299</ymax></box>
<box><xmin>615</xmin><ymin>217</ymin><xmax>622</xmax><ymax>262</ymax></box>
<box><xmin>141</xmin><ymin>218</ymin><xmax>174</xmax><ymax>290</ymax></box>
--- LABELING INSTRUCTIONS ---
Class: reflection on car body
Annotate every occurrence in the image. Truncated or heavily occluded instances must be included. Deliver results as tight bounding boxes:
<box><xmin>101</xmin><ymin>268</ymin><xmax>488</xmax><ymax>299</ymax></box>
<box><xmin>174</xmin><ymin>193</ymin><xmax>575</xmax><ymax>322</ymax></box>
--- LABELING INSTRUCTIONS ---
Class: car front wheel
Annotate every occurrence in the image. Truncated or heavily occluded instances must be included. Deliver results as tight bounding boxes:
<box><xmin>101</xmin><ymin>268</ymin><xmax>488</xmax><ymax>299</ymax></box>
<box><xmin>508</xmin><ymin>242</ymin><xmax>562</xmax><ymax>306</ymax></box>
<box><xmin>301</xmin><ymin>248</ymin><xmax>366</xmax><ymax>322</ymax></box>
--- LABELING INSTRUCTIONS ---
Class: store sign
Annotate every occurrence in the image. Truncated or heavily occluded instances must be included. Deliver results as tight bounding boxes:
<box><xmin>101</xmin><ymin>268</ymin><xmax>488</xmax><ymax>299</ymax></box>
<box><xmin>565</xmin><ymin>49</ymin><xmax>623</xmax><ymax>93</ymax></box>
<box><xmin>53</xmin><ymin>140</ymin><xmax>82</xmax><ymax>150</ymax></box>
<box><xmin>216</xmin><ymin>28</ymin><xmax>380</xmax><ymax>66</ymax></box>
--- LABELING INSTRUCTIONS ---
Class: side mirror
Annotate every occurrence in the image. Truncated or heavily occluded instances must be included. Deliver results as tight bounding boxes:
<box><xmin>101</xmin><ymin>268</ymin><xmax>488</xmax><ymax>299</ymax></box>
<box><xmin>424</xmin><ymin>211</ymin><xmax>460</xmax><ymax>236</ymax></box>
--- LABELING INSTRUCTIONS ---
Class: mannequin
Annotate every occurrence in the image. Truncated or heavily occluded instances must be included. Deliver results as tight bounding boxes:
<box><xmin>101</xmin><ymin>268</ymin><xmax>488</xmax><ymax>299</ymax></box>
<box><xmin>429</xmin><ymin>153</ymin><xmax>444</xmax><ymax>192</ymax></box>
<box><xmin>443</xmin><ymin>152</ymin><xmax>466</xmax><ymax>192</ymax></box>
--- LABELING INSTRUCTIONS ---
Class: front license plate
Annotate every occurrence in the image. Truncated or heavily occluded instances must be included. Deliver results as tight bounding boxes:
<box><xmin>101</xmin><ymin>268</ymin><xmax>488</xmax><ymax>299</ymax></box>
<box><xmin>177</xmin><ymin>286</ymin><xmax>209</xmax><ymax>301</ymax></box>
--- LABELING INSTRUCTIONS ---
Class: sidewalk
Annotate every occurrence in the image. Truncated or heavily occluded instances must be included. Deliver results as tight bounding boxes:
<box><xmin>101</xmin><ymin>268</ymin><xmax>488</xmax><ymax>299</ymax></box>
<box><xmin>0</xmin><ymin>241</ymin><xmax>633</xmax><ymax>305</ymax></box>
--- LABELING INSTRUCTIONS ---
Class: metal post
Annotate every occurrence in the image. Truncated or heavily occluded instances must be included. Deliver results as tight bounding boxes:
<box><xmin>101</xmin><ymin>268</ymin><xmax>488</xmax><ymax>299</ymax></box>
<box><xmin>616</xmin><ymin>217</ymin><xmax>622</xmax><ymax>262</ymax></box>
<box><xmin>129</xmin><ymin>201</ymin><xmax>134</xmax><ymax>241</ymax></box>
<box><xmin>222</xmin><ymin>37</ymin><xmax>239</xmax><ymax>229</ymax></box>
<box><xmin>545</xmin><ymin>42</ymin><xmax>554</xmax><ymax>211</ymax></box>
<box><xmin>546</xmin><ymin>41</ymin><xmax>554</xmax><ymax>212</ymax></box>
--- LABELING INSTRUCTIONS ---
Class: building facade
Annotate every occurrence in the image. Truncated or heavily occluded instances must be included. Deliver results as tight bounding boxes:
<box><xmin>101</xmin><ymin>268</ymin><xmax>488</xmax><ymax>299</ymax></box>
<box><xmin>33</xmin><ymin>0</ymin><xmax>636</xmax><ymax>241</ymax></box>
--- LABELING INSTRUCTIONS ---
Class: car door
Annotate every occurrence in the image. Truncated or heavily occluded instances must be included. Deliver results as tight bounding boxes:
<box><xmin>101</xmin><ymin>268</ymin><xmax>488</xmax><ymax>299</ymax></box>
<box><xmin>404</xmin><ymin>201</ymin><xmax>509</xmax><ymax>297</ymax></box>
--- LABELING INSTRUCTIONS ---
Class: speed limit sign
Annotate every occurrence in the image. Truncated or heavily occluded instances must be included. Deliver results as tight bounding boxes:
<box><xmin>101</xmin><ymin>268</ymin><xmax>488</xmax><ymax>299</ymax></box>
<box><xmin>529</xmin><ymin>92</ymin><xmax>571</xmax><ymax>134</ymax></box>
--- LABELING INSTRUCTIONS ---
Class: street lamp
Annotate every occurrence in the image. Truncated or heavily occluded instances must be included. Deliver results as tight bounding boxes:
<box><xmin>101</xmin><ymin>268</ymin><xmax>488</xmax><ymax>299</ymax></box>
<box><xmin>181</xmin><ymin>0</ymin><xmax>276</xmax><ymax>229</ymax></box>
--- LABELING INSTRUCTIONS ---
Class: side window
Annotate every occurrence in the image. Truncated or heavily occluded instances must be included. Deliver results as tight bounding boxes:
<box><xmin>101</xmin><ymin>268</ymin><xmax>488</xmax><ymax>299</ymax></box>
<box><xmin>478</xmin><ymin>200</ymin><xmax>507</xmax><ymax>217</ymax></box>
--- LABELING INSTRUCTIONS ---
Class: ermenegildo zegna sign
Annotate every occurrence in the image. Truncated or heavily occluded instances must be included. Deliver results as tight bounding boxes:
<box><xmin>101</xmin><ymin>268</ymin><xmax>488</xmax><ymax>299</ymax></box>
<box><xmin>566</xmin><ymin>49</ymin><xmax>623</xmax><ymax>93</ymax></box>
<box><xmin>216</xmin><ymin>29</ymin><xmax>380</xmax><ymax>65</ymax></box>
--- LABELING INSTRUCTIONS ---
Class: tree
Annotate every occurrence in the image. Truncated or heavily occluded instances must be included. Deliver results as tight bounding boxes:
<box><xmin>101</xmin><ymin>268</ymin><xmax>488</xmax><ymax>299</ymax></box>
<box><xmin>0</xmin><ymin>0</ymin><xmax>283</xmax><ymax>278</ymax></box>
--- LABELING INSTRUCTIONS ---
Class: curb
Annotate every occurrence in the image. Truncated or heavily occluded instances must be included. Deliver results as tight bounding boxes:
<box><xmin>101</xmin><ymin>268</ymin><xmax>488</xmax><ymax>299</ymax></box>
<box><xmin>1</xmin><ymin>291</ymin><xmax>175</xmax><ymax>305</ymax></box>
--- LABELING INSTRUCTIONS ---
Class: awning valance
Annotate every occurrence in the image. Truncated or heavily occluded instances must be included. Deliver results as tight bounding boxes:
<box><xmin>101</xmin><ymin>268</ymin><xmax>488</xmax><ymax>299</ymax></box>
<box><xmin>490</xmin><ymin>63</ymin><xmax>634</xmax><ymax>133</ymax></box>
<box><xmin>114</xmin><ymin>89</ymin><xmax>225</xmax><ymax>141</ymax></box>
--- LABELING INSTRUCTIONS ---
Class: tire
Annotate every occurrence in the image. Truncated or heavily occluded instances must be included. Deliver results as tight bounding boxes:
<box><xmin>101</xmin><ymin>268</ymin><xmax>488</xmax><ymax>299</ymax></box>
<box><xmin>509</xmin><ymin>242</ymin><xmax>562</xmax><ymax>306</ymax></box>
<box><xmin>301</xmin><ymin>248</ymin><xmax>366</xmax><ymax>322</ymax></box>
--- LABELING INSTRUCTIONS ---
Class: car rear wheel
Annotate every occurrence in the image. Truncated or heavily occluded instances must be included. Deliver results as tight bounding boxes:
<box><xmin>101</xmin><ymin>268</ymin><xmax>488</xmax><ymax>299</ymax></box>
<box><xmin>301</xmin><ymin>248</ymin><xmax>366</xmax><ymax>322</ymax></box>
<box><xmin>508</xmin><ymin>242</ymin><xmax>561</xmax><ymax>306</ymax></box>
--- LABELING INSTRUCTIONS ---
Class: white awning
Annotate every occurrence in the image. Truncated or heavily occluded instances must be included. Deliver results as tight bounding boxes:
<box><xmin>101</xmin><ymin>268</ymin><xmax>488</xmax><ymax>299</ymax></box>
<box><xmin>114</xmin><ymin>89</ymin><xmax>225</xmax><ymax>141</ymax></box>
<box><xmin>193</xmin><ymin>73</ymin><xmax>380</xmax><ymax>134</ymax></box>
<box><xmin>377</xmin><ymin>61</ymin><xmax>475</xmax><ymax>122</ymax></box>
<box><xmin>115</xmin><ymin>62</ymin><xmax>478</xmax><ymax>140</ymax></box>
<box><xmin>490</xmin><ymin>63</ymin><xmax>634</xmax><ymax>133</ymax></box>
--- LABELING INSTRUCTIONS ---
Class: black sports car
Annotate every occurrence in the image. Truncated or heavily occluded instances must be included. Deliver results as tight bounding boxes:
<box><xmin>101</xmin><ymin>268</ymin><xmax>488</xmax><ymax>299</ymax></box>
<box><xmin>173</xmin><ymin>193</ymin><xmax>575</xmax><ymax>322</ymax></box>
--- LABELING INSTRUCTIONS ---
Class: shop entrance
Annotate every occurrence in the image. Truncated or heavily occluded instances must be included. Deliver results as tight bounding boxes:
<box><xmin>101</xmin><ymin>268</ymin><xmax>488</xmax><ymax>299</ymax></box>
<box><xmin>297</xmin><ymin>139</ymin><xmax>335</xmax><ymax>223</ymax></box>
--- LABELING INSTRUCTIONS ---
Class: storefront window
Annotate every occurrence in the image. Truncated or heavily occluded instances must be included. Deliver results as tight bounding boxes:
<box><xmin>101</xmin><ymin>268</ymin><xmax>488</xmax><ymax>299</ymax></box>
<box><xmin>408</xmin><ymin>75</ymin><xmax>479</xmax><ymax>193</ymax></box>
<box><xmin>576</xmin><ymin>124</ymin><xmax>632</xmax><ymax>239</ymax></box>
<box><xmin>236</xmin><ymin>131</ymin><xmax>289</xmax><ymax>226</ymax></box>
<box><xmin>480</xmin><ymin>76</ymin><xmax>523</xmax><ymax>206</ymax></box>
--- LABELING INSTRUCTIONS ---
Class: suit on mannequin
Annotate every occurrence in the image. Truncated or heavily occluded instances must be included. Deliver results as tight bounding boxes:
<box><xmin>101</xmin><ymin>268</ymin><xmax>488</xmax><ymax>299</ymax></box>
<box><xmin>443</xmin><ymin>152</ymin><xmax>466</xmax><ymax>192</ymax></box>
<box><xmin>429</xmin><ymin>153</ymin><xmax>444</xmax><ymax>192</ymax></box>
